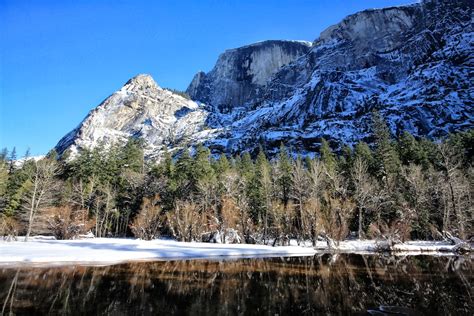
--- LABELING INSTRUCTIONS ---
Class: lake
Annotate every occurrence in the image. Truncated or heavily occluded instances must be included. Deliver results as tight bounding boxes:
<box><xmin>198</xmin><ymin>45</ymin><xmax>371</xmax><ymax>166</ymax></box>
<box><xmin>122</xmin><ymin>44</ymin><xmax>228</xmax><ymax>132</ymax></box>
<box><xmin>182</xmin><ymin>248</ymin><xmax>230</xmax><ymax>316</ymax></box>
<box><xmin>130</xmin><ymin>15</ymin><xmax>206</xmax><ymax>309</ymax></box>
<box><xmin>0</xmin><ymin>254</ymin><xmax>472</xmax><ymax>315</ymax></box>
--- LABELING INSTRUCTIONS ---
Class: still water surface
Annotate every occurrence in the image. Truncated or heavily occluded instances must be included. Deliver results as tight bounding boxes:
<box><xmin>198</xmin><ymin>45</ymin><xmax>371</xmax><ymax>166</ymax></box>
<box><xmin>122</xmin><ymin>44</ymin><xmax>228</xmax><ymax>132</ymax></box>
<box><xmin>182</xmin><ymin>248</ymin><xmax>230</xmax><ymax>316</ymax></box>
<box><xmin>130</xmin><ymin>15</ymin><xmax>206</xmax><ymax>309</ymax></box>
<box><xmin>0</xmin><ymin>254</ymin><xmax>472</xmax><ymax>315</ymax></box>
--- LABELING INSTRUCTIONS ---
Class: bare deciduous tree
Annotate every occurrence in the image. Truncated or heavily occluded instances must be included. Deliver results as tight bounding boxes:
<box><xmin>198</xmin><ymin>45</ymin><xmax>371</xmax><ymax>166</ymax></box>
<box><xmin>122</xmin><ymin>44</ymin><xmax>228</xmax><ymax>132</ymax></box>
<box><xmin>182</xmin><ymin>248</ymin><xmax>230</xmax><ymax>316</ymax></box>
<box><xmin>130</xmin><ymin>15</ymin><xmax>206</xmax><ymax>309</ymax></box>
<box><xmin>46</xmin><ymin>206</ymin><xmax>92</xmax><ymax>240</ymax></box>
<box><xmin>437</xmin><ymin>143</ymin><xmax>470</xmax><ymax>238</ymax></box>
<box><xmin>22</xmin><ymin>158</ymin><xmax>59</xmax><ymax>241</ymax></box>
<box><xmin>130</xmin><ymin>195</ymin><xmax>163</xmax><ymax>240</ymax></box>
<box><xmin>291</xmin><ymin>158</ymin><xmax>309</xmax><ymax>243</ymax></box>
<box><xmin>351</xmin><ymin>157</ymin><xmax>373</xmax><ymax>239</ymax></box>
<box><xmin>305</xmin><ymin>159</ymin><xmax>324</xmax><ymax>243</ymax></box>
<box><xmin>167</xmin><ymin>200</ymin><xmax>203</xmax><ymax>242</ymax></box>
<box><xmin>222</xmin><ymin>170</ymin><xmax>253</xmax><ymax>243</ymax></box>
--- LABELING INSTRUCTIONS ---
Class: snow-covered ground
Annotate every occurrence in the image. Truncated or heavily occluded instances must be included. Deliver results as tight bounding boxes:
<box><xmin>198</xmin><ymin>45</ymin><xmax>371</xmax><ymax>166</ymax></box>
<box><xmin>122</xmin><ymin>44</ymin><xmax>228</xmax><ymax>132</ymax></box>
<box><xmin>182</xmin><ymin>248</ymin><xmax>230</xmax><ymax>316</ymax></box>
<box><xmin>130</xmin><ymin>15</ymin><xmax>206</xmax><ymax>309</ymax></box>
<box><xmin>312</xmin><ymin>240</ymin><xmax>469</xmax><ymax>255</ymax></box>
<box><xmin>0</xmin><ymin>237</ymin><xmax>316</xmax><ymax>265</ymax></box>
<box><xmin>0</xmin><ymin>237</ymin><xmax>468</xmax><ymax>266</ymax></box>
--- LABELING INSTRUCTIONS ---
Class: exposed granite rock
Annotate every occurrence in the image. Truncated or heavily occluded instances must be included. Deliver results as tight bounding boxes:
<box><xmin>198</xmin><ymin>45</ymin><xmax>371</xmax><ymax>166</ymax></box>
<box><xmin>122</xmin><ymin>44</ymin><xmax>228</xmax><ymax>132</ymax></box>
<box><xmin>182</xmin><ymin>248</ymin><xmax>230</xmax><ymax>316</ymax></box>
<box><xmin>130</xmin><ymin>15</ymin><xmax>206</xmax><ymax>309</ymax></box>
<box><xmin>186</xmin><ymin>40</ymin><xmax>311</xmax><ymax>113</ymax></box>
<box><xmin>56</xmin><ymin>0</ymin><xmax>473</xmax><ymax>159</ymax></box>
<box><xmin>205</xmin><ymin>0</ymin><xmax>473</xmax><ymax>155</ymax></box>
<box><xmin>56</xmin><ymin>74</ymin><xmax>214</xmax><ymax>159</ymax></box>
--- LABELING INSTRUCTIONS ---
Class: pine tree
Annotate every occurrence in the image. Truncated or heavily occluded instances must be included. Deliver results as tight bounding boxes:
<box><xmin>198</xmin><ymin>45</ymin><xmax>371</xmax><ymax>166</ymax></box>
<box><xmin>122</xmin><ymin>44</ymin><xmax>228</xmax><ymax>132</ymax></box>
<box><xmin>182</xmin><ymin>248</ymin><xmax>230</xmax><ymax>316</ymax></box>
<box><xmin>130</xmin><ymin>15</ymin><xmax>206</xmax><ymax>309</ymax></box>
<box><xmin>192</xmin><ymin>144</ymin><xmax>216</xmax><ymax>213</ymax></box>
<box><xmin>239</xmin><ymin>152</ymin><xmax>254</xmax><ymax>181</ymax></box>
<box><xmin>24</xmin><ymin>148</ymin><xmax>31</xmax><ymax>160</ymax></box>
<box><xmin>339</xmin><ymin>144</ymin><xmax>353</xmax><ymax>173</ymax></box>
<box><xmin>0</xmin><ymin>157</ymin><xmax>9</xmax><ymax>210</ymax></box>
<box><xmin>192</xmin><ymin>144</ymin><xmax>214</xmax><ymax>182</ymax></box>
<box><xmin>277</xmin><ymin>144</ymin><xmax>292</xmax><ymax>205</ymax></box>
<box><xmin>354</xmin><ymin>141</ymin><xmax>374</xmax><ymax>174</ymax></box>
<box><xmin>254</xmin><ymin>149</ymin><xmax>272</xmax><ymax>238</ymax></box>
<box><xmin>398</xmin><ymin>131</ymin><xmax>423</xmax><ymax>165</ymax></box>
<box><xmin>174</xmin><ymin>148</ymin><xmax>193</xmax><ymax>198</ymax></box>
<box><xmin>163</xmin><ymin>149</ymin><xmax>175</xmax><ymax>177</ymax></box>
<box><xmin>120</xmin><ymin>138</ymin><xmax>145</xmax><ymax>173</ymax></box>
<box><xmin>8</xmin><ymin>147</ymin><xmax>17</xmax><ymax>173</ymax></box>
<box><xmin>214</xmin><ymin>154</ymin><xmax>230</xmax><ymax>175</ymax></box>
<box><xmin>3</xmin><ymin>158</ymin><xmax>35</xmax><ymax>216</ymax></box>
<box><xmin>372</xmin><ymin>111</ymin><xmax>400</xmax><ymax>181</ymax></box>
<box><xmin>320</xmin><ymin>138</ymin><xmax>337</xmax><ymax>174</ymax></box>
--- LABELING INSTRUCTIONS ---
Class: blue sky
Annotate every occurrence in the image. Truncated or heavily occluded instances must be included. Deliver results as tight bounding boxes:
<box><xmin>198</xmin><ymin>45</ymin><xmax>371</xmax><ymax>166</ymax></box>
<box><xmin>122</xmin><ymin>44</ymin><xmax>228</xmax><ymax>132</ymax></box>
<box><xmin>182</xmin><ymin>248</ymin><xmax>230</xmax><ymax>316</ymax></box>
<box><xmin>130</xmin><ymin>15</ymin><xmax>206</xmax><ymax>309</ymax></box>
<box><xmin>0</xmin><ymin>0</ymin><xmax>415</xmax><ymax>156</ymax></box>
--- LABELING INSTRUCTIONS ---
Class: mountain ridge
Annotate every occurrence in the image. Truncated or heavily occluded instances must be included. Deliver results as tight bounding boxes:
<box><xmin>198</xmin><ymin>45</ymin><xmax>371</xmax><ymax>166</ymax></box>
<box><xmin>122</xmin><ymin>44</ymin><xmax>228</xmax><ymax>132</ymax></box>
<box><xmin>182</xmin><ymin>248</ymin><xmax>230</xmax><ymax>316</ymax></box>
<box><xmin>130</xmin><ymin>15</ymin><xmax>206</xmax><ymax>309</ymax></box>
<box><xmin>55</xmin><ymin>0</ymin><xmax>473</xmax><ymax>159</ymax></box>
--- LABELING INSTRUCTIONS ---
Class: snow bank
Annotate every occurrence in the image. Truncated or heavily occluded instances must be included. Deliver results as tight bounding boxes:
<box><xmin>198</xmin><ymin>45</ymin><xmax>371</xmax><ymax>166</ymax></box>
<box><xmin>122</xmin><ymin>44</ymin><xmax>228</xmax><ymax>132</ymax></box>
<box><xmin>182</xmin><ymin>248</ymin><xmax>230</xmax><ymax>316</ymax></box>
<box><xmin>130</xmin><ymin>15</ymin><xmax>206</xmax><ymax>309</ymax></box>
<box><xmin>0</xmin><ymin>237</ymin><xmax>467</xmax><ymax>266</ymax></box>
<box><xmin>0</xmin><ymin>238</ymin><xmax>316</xmax><ymax>265</ymax></box>
<box><xmin>312</xmin><ymin>239</ymin><xmax>469</xmax><ymax>255</ymax></box>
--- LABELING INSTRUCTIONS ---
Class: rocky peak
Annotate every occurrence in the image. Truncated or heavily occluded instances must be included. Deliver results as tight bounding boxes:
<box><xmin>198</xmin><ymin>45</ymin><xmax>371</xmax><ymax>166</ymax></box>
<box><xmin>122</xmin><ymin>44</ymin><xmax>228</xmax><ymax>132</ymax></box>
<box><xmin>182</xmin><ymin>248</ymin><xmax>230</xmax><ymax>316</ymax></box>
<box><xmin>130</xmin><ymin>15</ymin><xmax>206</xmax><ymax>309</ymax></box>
<box><xmin>56</xmin><ymin>0</ymin><xmax>473</xmax><ymax>160</ymax></box>
<box><xmin>186</xmin><ymin>71</ymin><xmax>206</xmax><ymax>100</ymax></box>
<box><xmin>317</xmin><ymin>5</ymin><xmax>419</xmax><ymax>51</ymax></box>
<box><xmin>186</xmin><ymin>40</ymin><xmax>311</xmax><ymax>112</ymax></box>
<box><xmin>121</xmin><ymin>74</ymin><xmax>161</xmax><ymax>95</ymax></box>
<box><xmin>55</xmin><ymin>74</ymin><xmax>213</xmax><ymax>159</ymax></box>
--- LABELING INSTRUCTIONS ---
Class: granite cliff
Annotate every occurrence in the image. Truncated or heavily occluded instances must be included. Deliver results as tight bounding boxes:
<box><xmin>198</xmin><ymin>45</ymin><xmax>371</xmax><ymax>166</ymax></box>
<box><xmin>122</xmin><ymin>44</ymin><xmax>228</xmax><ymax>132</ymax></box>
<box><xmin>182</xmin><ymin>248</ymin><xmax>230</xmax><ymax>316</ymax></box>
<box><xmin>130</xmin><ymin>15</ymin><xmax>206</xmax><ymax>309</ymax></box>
<box><xmin>56</xmin><ymin>0</ymin><xmax>473</xmax><ymax>158</ymax></box>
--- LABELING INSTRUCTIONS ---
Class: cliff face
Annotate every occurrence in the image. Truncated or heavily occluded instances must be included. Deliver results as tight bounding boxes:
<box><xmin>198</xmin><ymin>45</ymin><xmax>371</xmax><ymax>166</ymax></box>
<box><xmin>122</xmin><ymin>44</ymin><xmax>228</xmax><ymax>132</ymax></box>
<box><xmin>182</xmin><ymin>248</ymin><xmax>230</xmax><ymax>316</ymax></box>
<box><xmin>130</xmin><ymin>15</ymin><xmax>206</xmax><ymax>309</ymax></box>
<box><xmin>56</xmin><ymin>0</ymin><xmax>473</xmax><ymax>159</ymax></box>
<box><xmin>186</xmin><ymin>40</ymin><xmax>311</xmax><ymax>113</ymax></box>
<box><xmin>203</xmin><ymin>0</ymin><xmax>473</xmax><ymax>154</ymax></box>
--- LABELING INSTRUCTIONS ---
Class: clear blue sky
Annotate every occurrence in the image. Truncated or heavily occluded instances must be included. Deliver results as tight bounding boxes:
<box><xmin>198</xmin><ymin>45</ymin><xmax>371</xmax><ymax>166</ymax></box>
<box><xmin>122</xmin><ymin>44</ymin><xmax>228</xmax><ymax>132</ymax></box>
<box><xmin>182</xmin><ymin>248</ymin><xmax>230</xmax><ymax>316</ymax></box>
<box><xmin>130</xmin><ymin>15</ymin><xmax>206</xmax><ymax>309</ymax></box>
<box><xmin>0</xmin><ymin>0</ymin><xmax>416</xmax><ymax>156</ymax></box>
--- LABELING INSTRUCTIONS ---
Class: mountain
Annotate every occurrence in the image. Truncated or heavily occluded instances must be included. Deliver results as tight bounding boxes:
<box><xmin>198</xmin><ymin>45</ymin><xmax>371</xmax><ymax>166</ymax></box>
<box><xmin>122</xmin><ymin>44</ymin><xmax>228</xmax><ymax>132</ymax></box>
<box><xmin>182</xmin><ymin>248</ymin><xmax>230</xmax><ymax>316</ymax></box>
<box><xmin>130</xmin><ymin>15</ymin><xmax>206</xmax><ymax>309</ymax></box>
<box><xmin>56</xmin><ymin>0</ymin><xmax>473</xmax><ymax>159</ymax></box>
<box><xmin>186</xmin><ymin>40</ymin><xmax>311</xmax><ymax>112</ymax></box>
<box><xmin>55</xmin><ymin>75</ymin><xmax>214</xmax><ymax>159</ymax></box>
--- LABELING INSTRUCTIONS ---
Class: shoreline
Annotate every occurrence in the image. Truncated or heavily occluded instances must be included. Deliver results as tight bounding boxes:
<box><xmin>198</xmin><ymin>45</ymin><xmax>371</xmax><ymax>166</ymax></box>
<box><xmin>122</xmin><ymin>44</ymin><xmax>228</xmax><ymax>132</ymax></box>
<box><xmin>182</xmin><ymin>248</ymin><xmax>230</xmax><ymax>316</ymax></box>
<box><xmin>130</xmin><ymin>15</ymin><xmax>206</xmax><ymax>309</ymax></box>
<box><xmin>0</xmin><ymin>237</ymin><xmax>471</xmax><ymax>267</ymax></box>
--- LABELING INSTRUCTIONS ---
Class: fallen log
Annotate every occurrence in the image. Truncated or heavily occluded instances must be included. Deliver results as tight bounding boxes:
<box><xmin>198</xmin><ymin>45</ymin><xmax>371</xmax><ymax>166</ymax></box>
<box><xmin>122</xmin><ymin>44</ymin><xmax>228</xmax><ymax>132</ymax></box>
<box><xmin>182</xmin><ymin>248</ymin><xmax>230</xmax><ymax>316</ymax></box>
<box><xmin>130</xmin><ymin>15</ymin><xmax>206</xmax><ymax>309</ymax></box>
<box><xmin>443</xmin><ymin>231</ymin><xmax>472</xmax><ymax>254</ymax></box>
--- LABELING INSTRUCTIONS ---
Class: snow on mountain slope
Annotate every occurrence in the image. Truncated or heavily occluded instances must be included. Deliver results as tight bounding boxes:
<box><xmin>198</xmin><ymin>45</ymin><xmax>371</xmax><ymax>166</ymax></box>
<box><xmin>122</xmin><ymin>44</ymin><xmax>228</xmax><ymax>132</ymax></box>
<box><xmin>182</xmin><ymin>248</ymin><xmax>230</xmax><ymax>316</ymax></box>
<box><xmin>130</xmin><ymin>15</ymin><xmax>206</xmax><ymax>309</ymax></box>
<box><xmin>198</xmin><ymin>0</ymin><xmax>473</xmax><ymax>154</ymax></box>
<box><xmin>56</xmin><ymin>0</ymin><xmax>473</xmax><ymax>159</ymax></box>
<box><xmin>56</xmin><ymin>74</ymin><xmax>219</xmax><ymax>159</ymax></box>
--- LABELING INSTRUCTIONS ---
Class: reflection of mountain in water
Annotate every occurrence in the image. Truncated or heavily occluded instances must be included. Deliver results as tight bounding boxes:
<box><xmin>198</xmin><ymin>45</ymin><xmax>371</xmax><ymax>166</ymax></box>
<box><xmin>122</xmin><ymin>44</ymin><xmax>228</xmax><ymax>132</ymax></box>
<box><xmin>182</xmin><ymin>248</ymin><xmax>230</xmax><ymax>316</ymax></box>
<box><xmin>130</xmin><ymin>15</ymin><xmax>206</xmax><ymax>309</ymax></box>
<box><xmin>0</xmin><ymin>255</ymin><xmax>472</xmax><ymax>315</ymax></box>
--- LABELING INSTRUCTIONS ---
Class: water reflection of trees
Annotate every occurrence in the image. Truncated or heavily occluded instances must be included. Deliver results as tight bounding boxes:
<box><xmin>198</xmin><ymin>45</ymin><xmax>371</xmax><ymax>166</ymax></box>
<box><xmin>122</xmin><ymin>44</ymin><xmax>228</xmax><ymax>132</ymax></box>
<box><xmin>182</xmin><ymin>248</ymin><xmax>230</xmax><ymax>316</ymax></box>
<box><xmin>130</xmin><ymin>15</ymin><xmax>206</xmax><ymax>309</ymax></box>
<box><xmin>0</xmin><ymin>255</ymin><xmax>472</xmax><ymax>315</ymax></box>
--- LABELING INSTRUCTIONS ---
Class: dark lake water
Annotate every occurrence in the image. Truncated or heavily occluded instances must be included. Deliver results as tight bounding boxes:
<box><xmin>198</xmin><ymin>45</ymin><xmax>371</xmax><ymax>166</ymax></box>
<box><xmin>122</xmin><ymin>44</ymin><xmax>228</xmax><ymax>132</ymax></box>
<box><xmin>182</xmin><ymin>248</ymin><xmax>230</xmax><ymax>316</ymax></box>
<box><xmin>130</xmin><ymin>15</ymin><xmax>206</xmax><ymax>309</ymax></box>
<box><xmin>0</xmin><ymin>254</ymin><xmax>472</xmax><ymax>315</ymax></box>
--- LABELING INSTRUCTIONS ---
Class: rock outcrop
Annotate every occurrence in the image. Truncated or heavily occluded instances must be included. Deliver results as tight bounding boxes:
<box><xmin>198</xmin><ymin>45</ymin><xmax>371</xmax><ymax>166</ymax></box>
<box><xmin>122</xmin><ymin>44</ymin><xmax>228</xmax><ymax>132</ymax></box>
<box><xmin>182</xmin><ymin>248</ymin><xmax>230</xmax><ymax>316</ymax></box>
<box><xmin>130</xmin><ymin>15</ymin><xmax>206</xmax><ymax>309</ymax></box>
<box><xmin>201</xmin><ymin>0</ymin><xmax>473</xmax><ymax>154</ymax></box>
<box><xmin>56</xmin><ymin>0</ymin><xmax>473</xmax><ymax>159</ymax></box>
<box><xmin>186</xmin><ymin>40</ymin><xmax>311</xmax><ymax>113</ymax></box>
<box><xmin>56</xmin><ymin>74</ymin><xmax>213</xmax><ymax>159</ymax></box>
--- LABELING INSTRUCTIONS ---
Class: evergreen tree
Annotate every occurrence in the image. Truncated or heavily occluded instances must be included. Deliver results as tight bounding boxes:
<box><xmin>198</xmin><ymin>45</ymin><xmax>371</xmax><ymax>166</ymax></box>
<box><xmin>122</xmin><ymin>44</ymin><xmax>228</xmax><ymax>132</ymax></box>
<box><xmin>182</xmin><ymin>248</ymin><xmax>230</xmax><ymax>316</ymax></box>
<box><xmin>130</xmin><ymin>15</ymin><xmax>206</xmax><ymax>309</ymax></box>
<box><xmin>277</xmin><ymin>144</ymin><xmax>292</xmax><ymax>205</ymax></box>
<box><xmin>398</xmin><ymin>131</ymin><xmax>425</xmax><ymax>165</ymax></box>
<box><xmin>320</xmin><ymin>138</ymin><xmax>336</xmax><ymax>173</ymax></box>
<box><xmin>0</xmin><ymin>157</ymin><xmax>9</xmax><ymax>210</ymax></box>
<box><xmin>247</xmin><ymin>150</ymin><xmax>269</xmax><ymax>224</ymax></box>
<box><xmin>3</xmin><ymin>159</ymin><xmax>35</xmax><ymax>216</ymax></box>
<box><xmin>24</xmin><ymin>148</ymin><xmax>31</xmax><ymax>160</ymax></box>
<box><xmin>174</xmin><ymin>148</ymin><xmax>193</xmax><ymax>198</ymax></box>
<box><xmin>354</xmin><ymin>141</ymin><xmax>374</xmax><ymax>173</ymax></box>
<box><xmin>239</xmin><ymin>152</ymin><xmax>254</xmax><ymax>181</ymax></box>
<box><xmin>338</xmin><ymin>144</ymin><xmax>353</xmax><ymax>175</ymax></box>
<box><xmin>120</xmin><ymin>138</ymin><xmax>145</xmax><ymax>173</ymax></box>
<box><xmin>192</xmin><ymin>144</ymin><xmax>214</xmax><ymax>183</ymax></box>
<box><xmin>214</xmin><ymin>154</ymin><xmax>230</xmax><ymax>175</ymax></box>
<box><xmin>192</xmin><ymin>144</ymin><xmax>216</xmax><ymax>212</ymax></box>
<box><xmin>8</xmin><ymin>147</ymin><xmax>17</xmax><ymax>173</ymax></box>
<box><xmin>162</xmin><ymin>148</ymin><xmax>175</xmax><ymax>178</ymax></box>
<box><xmin>372</xmin><ymin>111</ymin><xmax>400</xmax><ymax>181</ymax></box>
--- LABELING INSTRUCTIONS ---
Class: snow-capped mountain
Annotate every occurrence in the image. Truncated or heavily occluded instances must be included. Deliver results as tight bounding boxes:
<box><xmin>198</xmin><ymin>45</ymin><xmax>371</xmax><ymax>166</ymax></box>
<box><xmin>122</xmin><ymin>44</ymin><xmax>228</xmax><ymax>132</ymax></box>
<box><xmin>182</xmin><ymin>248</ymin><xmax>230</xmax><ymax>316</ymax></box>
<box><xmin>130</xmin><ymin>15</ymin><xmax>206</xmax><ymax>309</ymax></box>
<box><xmin>56</xmin><ymin>0</ymin><xmax>473</xmax><ymax>158</ymax></box>
<box><xmin>55</xmin><ymin>75</ymin><xmax>216</xmax><ymax>159</ymax></box>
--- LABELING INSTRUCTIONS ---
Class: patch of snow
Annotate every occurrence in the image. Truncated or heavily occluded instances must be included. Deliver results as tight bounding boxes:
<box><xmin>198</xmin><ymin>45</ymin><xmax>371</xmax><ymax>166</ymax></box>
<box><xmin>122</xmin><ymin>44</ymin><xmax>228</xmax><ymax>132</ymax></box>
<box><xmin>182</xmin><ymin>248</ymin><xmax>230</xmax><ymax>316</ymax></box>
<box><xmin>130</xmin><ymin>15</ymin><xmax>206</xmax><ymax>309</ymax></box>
<box><xmin>13</xmin><ymin>155</ymin><xmax>46</xmax><ymax>167</ymax></box>
<box><xmin>0</xmin><ymin>238</ymin><xmax>317</xmax><ymax>265</ymax></box>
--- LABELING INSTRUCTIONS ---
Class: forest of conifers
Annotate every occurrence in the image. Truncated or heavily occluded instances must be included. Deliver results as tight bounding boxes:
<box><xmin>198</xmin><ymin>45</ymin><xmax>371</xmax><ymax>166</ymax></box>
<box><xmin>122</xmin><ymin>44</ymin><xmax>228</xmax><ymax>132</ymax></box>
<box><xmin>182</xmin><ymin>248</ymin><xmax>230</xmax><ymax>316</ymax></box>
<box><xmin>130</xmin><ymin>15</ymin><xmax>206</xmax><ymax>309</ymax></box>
<box><xmin>0</xmin><ymin>113</ymin><xmax>472</xmax><ymax>243</ymax></box>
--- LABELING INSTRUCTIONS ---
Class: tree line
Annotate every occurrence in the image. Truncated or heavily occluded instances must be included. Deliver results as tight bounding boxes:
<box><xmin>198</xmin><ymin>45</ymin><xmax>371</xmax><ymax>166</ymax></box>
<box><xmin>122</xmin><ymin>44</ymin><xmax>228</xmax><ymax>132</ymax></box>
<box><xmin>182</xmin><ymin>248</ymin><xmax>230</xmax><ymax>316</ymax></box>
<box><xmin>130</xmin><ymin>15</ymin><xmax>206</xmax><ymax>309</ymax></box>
<box><xmin>1</xmin><ymin>113</ymin><xmax>472</xmax><ymax>243</ymax></box>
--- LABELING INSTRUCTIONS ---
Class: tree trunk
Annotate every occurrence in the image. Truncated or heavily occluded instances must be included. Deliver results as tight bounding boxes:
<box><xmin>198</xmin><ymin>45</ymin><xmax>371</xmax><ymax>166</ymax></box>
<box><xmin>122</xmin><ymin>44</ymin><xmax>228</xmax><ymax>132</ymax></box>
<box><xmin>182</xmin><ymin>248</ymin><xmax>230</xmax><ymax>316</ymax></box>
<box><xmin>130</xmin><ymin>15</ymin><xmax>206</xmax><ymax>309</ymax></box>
<box><xmin>25</xmin><ymin>173</ymin><xmax>39</xmax><ymax>242</ymax></box>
